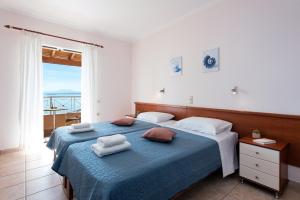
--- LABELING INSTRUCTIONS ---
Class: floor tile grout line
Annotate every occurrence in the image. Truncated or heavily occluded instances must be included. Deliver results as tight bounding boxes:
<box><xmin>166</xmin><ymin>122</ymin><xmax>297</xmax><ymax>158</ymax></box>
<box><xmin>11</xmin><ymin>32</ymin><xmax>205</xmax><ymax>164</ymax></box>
<box><xmin>26</xmin><ymin>171</ymin><xmax>56</xmax><ymax>182</ymax></box>
<box><xmin>25</xmin><ymin>183</ymin><xmax>62</xmax><ymax>198</ymax></box>
<box><xmin>26</xmin><ymin>163</ymin><xmax>53</xmax><ymax>171</ymax></box>
<box><xmin>26</xmin><ymin>163</ymin><xmax>53</xmax><ymax>170</ymax></box>
<box><xmin>0</xmin><ymin>170</ymin><xmax>26</xmax><ymax>178</ymax></box>
<box><xmin>25</xmin><ymin>169</ymin><xmax>60</xmax><ymax>196</ymax></box>
<box><xmin>0</xmin><ymin>170</ymin><xmax>25</xmax><ymax>178</ymax></box>
<box><xmin>0</xmin><ymin>171</ymin><xmax>56</xmax><ymax>190</ymax></box>
<box><xmin>0</xmin><ymin>170</ymin><xmax>53</xmax><ymax>180</ymax></box>
<box><xmin>0</xmin><ymin>160</ymin><xmax>26</xmax><ymax>168</ymax></box>
<box><xmin>221</xmin><ymin>181</ymin><xmax>240</xmax><ymax>200</ymax></box>
<box><xmin>0</xmin><ymin>180</ymin><xmax>25</xmax><ymax>190</ymax></box>
<box><xmin>0</xmin><ymin>163</ymin><xmax>53</xmax><ymax>178</ymax></box>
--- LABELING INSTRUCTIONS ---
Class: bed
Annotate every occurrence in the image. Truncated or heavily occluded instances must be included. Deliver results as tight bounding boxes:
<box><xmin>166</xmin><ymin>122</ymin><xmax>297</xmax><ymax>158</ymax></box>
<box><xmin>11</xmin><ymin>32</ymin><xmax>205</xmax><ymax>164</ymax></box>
<box><xmin>47</xmin><ymin>120</ymin><xmax>159</xmax><ymax>171</ymax></box>
<box><xmin>55</xmin><ymin>125</ymin><xmax>238</xmax><ymax>200</ymax></box>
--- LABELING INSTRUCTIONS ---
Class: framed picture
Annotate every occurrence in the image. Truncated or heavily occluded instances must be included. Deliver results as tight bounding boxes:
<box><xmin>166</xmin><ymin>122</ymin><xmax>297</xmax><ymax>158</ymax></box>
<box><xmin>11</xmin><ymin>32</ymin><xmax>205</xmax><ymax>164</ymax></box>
<box><xmin>170</xmin><ymin>56</ymin><xmax>182</xmax><ymax>76</ymax></box>
<box><xmin>202</xmin><ymin>48</ymin><xmax>219</xmax><ymax>72</ymax></box>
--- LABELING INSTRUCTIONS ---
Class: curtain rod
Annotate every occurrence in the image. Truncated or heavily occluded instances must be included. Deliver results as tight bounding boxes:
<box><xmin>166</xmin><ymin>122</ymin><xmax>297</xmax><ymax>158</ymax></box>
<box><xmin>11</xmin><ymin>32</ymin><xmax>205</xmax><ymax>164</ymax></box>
<box><xmin>4</xmin><ymin>25</ymin><xmax>104</xmax><ymax>48</ymax></box>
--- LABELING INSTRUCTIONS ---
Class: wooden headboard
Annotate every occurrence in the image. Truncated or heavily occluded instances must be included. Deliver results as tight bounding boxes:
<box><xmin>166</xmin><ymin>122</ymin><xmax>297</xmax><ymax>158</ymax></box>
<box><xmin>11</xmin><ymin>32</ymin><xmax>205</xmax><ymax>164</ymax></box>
<box><xmin>135</xmin><ymin>102</ymin><xmax>300</xmax><ymax>167</ymax></box>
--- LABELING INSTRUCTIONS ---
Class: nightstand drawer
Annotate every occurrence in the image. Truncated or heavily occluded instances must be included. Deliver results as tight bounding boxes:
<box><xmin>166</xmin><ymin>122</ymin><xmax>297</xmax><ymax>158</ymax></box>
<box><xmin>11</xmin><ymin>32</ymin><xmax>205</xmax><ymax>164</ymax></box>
<box><xmin>240</xmin><ymin>143</ymin><xmax>279</xmax><ymax>163</ymax></box>
<box><xmin>240</xmin><ymin>165</ymin><xmax>279</xmax><ymax>190</ymax></box>
<box><xmin>240</xmin><ymin>154</ymin><xmax>279</xmax><ymax>177</ymax></box>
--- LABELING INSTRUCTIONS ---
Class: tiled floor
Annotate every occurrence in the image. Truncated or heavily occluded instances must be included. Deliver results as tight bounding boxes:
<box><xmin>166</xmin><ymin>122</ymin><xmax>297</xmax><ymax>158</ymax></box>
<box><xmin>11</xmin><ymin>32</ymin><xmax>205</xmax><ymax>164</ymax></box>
<box><xmin>1</xmin><ymin>145</ymin><xmax>300</xmax><ymax>200</ymax></box>
<box><xmin>177</xmin><ymin>172</ymin><xmax>300</xmax><ymax>200</ymax></box>
<box><xmin>0</xmin><ymin>146</ymin><xmax>66</xmax><ymax>200</ymax></box>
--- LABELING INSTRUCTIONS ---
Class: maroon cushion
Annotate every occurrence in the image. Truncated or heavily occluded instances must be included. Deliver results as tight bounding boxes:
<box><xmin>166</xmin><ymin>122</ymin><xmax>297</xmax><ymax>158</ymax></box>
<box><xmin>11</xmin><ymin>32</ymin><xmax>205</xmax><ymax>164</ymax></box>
<box><xmin>143</xmin><ymin>128</ymin><xmax>176</xmax><ymax>143</ymax></box>
<box><xmin>111</xmin><ymin>118</ymin><xmax>135</xmax><ymax>126</ymax></box>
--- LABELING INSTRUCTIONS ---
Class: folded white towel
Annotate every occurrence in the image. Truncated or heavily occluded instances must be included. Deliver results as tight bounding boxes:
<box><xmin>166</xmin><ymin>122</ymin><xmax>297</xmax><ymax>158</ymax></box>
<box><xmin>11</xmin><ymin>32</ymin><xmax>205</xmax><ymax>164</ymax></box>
<box><xmin>91</xmin><ymin>141</ymin><xmax>131</xmax><ymax>157</ymax></box>
<box><xmin>97</xmin><ymin>134</ymin><xmax>127</xmax><ymax>148</ymax></box>
<box><xmin>69</xmin><ymin>127</ymin><xmax>95</xmax><ymax>134</ymax></box>
<box><xmin>71</xmin><ymin>123</ymin><xmax>91</xmax><ymax>129</ymax></box>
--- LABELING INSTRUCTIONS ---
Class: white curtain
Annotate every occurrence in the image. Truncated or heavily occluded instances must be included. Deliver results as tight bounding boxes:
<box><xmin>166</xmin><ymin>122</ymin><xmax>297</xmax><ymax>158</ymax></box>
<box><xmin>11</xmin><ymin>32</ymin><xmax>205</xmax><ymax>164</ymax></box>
<box><xmin>81</xmin><ymin>45</ymin><xmax>100</xmax><ymax>123</ymax></box>
<box><xmin>19</xmin><ymin>32</ymin><xmax>43</xmax><ymax>150</ymax></box>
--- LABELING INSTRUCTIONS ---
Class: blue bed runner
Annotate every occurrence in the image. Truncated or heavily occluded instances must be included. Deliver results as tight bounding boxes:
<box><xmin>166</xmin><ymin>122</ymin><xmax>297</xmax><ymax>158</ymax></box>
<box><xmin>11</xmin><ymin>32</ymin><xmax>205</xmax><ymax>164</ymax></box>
<box><xmin>56</xmin><ymin>128</ymin><xmax>221</xmax><ymax>200</ymax></box>
<box><xmin>47</xmin><ymin>120</ymin><xmax>158</xmax><ymax>171</ymax></box>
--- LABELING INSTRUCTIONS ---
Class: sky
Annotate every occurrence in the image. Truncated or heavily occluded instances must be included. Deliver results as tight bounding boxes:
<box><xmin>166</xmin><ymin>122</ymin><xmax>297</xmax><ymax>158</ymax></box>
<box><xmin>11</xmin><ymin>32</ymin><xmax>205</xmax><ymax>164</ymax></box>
<box><xmin>43</xmin><ymin>63</ymin><xmax>81</xmax><ymax>93</ymax></box>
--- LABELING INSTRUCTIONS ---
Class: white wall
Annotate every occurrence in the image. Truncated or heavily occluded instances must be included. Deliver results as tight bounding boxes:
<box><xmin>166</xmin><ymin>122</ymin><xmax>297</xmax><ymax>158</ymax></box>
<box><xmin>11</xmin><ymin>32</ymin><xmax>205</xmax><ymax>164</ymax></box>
<box><xmin>131</xmin><ymin>0</ymin><xmax>300</xmax><ymax>182</ymax></box>
<box><xmin>0</xmin><ymin>10</ymin><xmax>132</xmax><ymax>150</ymax></box>
<box><xmin>131</xmin><ymin>0</ymin><xmax>300</xmax><ymax>115</ymax></box>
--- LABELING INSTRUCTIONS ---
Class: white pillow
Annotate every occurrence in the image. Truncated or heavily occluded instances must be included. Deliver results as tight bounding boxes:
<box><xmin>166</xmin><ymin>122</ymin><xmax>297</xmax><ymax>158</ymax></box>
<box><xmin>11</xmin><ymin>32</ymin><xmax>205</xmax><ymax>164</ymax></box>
<box><xmin>137</xmin><ymin>112</ymin><xmax>174</xmax><ymax>123</ymax></box>
<box><xmin>175</xmin><ymin>117</ymin><xmax>232</xmax><ymax>135</ymax></box>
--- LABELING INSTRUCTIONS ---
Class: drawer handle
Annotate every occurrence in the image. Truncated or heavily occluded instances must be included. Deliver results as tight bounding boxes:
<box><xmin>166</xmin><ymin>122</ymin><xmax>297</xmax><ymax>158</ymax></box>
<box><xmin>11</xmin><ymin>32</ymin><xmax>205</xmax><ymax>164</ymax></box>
<box><xmin>255</xmin><ymin>176</ymin><xmax>259</xmax><ymax>180</ymax></box>
<box><xmin>255</xmin><ymin>164</ymin><xmax>259</xmax><ymax>167</ymax></box>
<box><xmin>255</xmin><ymin>152</ymin><xmax>260</xmax><ymax>155</ymax></box>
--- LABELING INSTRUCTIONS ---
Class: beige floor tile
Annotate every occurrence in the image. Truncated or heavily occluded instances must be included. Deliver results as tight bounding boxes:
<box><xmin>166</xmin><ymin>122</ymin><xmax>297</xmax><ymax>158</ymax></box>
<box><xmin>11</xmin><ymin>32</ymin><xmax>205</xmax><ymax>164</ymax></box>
<box><xmin>26</xmin><ymin>173</ymin><xmax>61</xmax><ymax>195</ymax></box>
<box><xmin>177</xmin><ymin>172</ymin><xmax>239</xmax><ymax>200</ymax></box>
<box><xmin>26</xmin><ymin>185</ymin><xmax>67</xmax><ymax>200</ymax></box>
<box><xmin>279</xmin><ymin>181</ymin><xmax>300</xmax><ymax>200</ymax></box>
<box><xmin>0</xmin><ymin>183</ymin><xmax>25</xmax><ymax>200</ymax></box>
<box><xmin>0</xmin><ymin>151</ymin><xmax>25</xmax><ymax>161</ymax></box>
<box><xmin>0</xmin><ymin>157</ymin><xmax>25</xmax><ymax>169</ymax></box>
<box><xmin>225</xmin><ymin>182</ymin><xmax>274</xmax><ymax>200</ymax></box>
<box><xmin>26</xmin><ymin>149</ymin><xmax>53</xmax><ymax>163</ymax></box>
<box><xmin>0</xmin><ymin>162</ymin><xmax>25</xmax><ymax>177</ymax></box>
<box><xmin>26</xmin><ymin>164</ymin><xmax>55</xmax><ymax>181</ymax></box>
<box><xmin>0</xmin><ymin>172</ymin><xmax>25</xmax><ymax>189</ymax></box>
<box><xmin>26</xmin><ymin>158</ymin><xmax>53</xmax><ymax>171</ymax></box>
<box><xmin>26</xmin><ymin>153</ymin><xmax>43</xmax><ymax>162</ymax></box>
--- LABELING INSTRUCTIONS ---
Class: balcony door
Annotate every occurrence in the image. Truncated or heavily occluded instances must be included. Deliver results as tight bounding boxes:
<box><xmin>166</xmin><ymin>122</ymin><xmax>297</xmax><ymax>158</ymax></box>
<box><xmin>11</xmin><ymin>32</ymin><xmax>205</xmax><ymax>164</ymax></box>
<box><xmin>42</xmin><ymin>46</ymin><xmax>81</xmax><ymax>138</ymax></box>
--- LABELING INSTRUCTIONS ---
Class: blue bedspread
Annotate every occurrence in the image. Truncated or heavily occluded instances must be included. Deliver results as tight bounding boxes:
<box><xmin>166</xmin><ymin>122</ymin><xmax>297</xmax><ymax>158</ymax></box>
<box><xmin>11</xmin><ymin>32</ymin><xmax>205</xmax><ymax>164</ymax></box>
<box><xmin>56</xmin><ymin>128</ymin><xmax>221</xmax><ymax>200</ymax></box>
<box><xmin>47</xmin><ymin>120</ymin><xmax>158</xmax><ymax>171</ymax></box>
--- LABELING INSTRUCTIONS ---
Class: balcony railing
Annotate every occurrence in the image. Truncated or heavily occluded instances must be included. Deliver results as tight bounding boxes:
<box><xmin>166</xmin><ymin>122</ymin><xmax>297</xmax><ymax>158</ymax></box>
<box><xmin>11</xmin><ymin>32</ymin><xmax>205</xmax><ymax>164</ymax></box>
<box><xmin>43</xmin><ymin>95</ymin><xmax>81</xmax><ymax>137</ymax></box>
<box><xmin>43</xmin><ymin>95</ymin><xmax>81</xmax><ymax>115</ymax></box>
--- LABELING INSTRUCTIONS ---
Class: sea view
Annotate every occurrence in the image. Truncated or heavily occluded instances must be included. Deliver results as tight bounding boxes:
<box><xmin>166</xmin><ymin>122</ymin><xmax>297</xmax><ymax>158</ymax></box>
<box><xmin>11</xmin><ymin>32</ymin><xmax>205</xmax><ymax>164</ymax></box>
<box><xmin>43</xmin><ymin>62</ymin><xmax>81</xmax><ymax>115</ymax></box>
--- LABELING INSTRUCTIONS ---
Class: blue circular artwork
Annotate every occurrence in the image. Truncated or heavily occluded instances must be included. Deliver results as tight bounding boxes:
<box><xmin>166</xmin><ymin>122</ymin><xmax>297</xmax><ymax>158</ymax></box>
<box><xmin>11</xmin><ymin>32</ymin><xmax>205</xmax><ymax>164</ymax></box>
<box><xmin>174</xmin><ymin>64</ymin><xmax>182</xmax><ymax>72</ymax></box>
<box><xmin>203</xmin><ymin>55</ymin><xmax>216</xmax><ymax>69</ymax></box>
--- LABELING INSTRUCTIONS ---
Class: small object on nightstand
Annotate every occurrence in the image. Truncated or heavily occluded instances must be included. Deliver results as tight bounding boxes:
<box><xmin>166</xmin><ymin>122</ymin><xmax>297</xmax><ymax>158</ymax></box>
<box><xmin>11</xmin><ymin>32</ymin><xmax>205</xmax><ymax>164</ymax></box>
<box><xmin>253</xmin><ymin>138</ymin><xmax>276</xmax><ymax>145</ymax></box>
<box><xmin>125</xmin><ymin>114</ymin><xmax>136</xmax><ymax>118</ymax></box>
<box><xmin>239</xmin><ymin>137</ymin><xmax>289</xmax><ymax>198</ymax></box>
<box><xmin>252</xmin><ymin>129</ymin><xmax>261</xmax><ymax>139</ymax></box>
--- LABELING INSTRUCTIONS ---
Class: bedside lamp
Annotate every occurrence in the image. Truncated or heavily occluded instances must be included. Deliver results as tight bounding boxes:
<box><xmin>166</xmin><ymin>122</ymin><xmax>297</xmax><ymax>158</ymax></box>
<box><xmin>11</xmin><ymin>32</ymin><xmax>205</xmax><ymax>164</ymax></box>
<box><xmin>159</xmin><ymin>88</ymin><xmax>165</xmax><ymax>95</ymax></box>
<box><xmin>231</xmin><ymin>86</ymin><xmax>238</xmax><ymax>95</ymax></box>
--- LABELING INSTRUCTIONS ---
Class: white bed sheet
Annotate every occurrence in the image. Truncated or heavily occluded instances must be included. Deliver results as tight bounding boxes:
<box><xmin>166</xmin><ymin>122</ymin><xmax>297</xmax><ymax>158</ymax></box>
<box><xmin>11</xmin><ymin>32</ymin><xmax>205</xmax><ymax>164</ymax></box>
<box><xmin>163</xmin><ymin>123</ymin><xmax>238</xmax><ymax>177</ymax></box>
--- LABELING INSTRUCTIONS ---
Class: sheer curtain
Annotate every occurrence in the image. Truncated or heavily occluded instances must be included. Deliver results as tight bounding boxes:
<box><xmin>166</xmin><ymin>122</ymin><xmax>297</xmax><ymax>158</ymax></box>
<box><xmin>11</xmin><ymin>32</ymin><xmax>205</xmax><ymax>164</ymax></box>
<box><xmin>19</xmin><ymin>32</ymin><xmax>43</xmax><ymax>150</ymax></box>
<box><xmin>81</xmin><ymin>44</ymin><xmax>100</xmax><ymax>123</ymax></box>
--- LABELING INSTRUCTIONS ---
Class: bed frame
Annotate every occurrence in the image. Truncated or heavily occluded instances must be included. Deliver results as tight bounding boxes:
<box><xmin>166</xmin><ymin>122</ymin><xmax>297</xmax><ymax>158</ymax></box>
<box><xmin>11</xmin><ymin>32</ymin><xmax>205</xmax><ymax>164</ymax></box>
<box><xmin>63</xmin><ymin>102</ymin><xmax>300</xmax><ymax>199</ymax></box>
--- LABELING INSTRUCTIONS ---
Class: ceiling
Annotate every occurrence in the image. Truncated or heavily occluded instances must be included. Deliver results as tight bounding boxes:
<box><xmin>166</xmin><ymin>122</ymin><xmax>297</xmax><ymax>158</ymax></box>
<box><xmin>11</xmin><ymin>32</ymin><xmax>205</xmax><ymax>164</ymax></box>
<box><xmin>42</xmin><ymin>47</ymin><xmax>82</xmax><ymax>67</ymax></box>
<box><xmin>0</xmin><ymin>0</ymin><xmax>217</xmax><ymax>42</ymax></box>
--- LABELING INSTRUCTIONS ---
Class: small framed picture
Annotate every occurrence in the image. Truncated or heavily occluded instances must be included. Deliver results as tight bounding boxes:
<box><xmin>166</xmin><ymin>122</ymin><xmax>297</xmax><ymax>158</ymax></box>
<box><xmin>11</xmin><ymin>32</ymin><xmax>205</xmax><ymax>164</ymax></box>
<box><xmin>170</xmin><ymin>56</ymin><xmax>183</xmax><ymax>76</ymax></box>
<box><xmin>202</xmin><ymin>48</ymin><xmax>219</xmax><ymax>72</ymax></box>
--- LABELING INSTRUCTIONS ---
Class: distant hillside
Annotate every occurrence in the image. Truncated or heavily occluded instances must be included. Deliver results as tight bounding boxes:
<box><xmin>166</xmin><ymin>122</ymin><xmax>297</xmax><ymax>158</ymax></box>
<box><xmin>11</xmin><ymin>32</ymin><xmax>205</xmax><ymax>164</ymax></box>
<box><xmin>44</xmin><ymin>89</ymin><xmax>81</xmax><ymax>94</ymax></box>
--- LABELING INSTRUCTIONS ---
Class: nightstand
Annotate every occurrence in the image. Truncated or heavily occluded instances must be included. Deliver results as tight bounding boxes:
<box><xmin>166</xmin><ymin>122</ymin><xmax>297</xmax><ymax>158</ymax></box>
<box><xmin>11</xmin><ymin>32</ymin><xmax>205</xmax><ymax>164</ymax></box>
<box><xmin>239</xmin><ymin>137</ymin><xmax>289</xmax><ymax>198</ymax></box>
<box><xmin>125</xmin><ymin>114</ymin><xmax>136</xmax><ymax>118</ymax></box>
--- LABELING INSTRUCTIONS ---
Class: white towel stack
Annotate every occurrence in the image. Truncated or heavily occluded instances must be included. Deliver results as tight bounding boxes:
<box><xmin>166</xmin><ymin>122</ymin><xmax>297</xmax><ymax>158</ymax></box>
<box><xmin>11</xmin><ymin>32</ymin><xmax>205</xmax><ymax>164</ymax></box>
<box><xmin>69</xmin><ymin>123</ymin><xmax>94</xmax><ymax>133</ymax></box>
<box><xmin>91</xmin><ymin>134</ymin><xmax>131</xmax><ymax>157</ymax></box>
